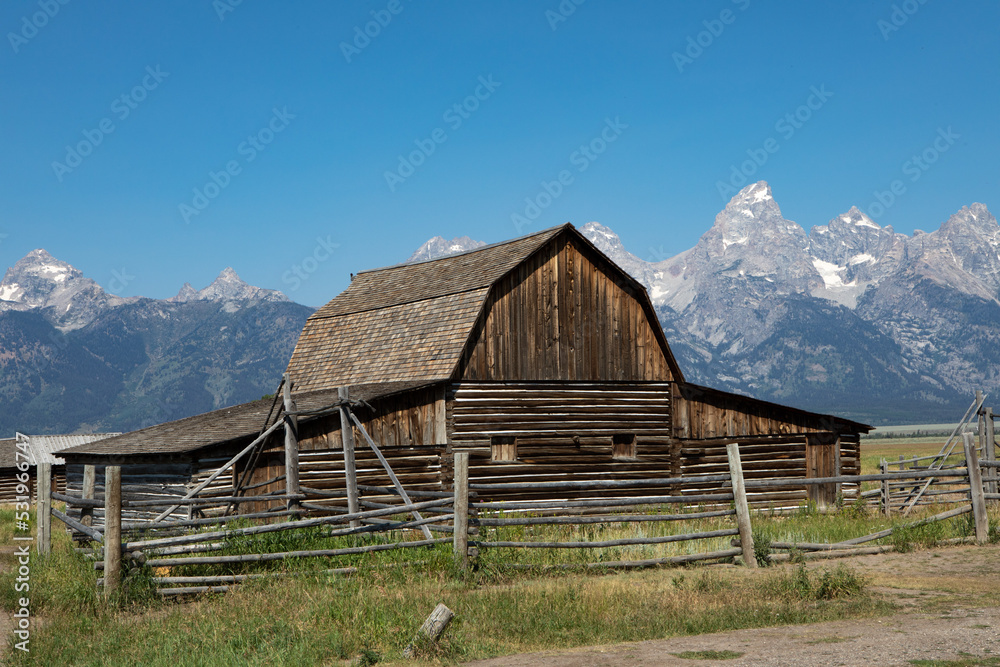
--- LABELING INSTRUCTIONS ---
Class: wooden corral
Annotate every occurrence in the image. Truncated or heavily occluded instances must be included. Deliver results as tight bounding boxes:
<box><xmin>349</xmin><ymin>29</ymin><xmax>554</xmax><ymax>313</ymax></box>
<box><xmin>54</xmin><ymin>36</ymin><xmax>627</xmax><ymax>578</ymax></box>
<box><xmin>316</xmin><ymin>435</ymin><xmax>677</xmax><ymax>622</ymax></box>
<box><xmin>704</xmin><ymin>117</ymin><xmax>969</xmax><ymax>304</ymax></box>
<box><xmin>62</xmin><ymin>223</ymin><xmax>870</xmax><ymax>514</ymax></box>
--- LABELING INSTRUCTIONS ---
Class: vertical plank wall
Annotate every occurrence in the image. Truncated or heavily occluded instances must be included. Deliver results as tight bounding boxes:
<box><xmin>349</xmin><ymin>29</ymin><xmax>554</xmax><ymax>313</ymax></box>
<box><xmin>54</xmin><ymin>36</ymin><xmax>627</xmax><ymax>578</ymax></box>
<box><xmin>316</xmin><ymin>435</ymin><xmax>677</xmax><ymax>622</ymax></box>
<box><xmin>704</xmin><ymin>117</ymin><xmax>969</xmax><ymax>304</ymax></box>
<box><xmin>457</xmin><ymin>236</ymin><xmax>675</xmax><ymax>382</ymax></box>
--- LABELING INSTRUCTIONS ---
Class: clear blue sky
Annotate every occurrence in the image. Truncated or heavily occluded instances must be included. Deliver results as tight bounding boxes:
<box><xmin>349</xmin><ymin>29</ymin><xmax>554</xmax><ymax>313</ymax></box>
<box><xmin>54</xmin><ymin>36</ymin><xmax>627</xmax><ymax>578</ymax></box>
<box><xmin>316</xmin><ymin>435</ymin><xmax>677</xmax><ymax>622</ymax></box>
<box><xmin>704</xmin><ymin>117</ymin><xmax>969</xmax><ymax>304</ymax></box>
<box><xmin>2</xmin><ymin>1</ymin><xmax>997</xmax><ymax>307</ymax></box>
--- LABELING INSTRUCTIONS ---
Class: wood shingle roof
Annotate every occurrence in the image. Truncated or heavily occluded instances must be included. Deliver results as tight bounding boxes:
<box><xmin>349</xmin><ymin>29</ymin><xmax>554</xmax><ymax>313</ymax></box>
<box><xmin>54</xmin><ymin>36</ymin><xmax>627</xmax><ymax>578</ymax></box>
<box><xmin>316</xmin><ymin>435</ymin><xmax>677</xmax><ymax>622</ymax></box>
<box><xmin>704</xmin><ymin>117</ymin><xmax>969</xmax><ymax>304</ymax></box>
<box><xmin>60</xmin><ymin>381</ymin><xmax>437</xmax><ymax>459</ymax></box>
<box><xmin>288</xmin><ymin>224</ymin><xmax>571</xmax><ymax>392</ymax></box>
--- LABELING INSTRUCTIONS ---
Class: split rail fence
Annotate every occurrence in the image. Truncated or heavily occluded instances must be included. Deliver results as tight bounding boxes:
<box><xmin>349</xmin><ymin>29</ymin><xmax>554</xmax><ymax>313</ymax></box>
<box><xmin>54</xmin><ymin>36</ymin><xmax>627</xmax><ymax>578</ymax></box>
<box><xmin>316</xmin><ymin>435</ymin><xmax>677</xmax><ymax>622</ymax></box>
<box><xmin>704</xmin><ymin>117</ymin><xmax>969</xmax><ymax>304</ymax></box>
<box><xmin>32</xmin><ymin>433</ymin><xmax>997</xmax><ymax>597</ymax></box>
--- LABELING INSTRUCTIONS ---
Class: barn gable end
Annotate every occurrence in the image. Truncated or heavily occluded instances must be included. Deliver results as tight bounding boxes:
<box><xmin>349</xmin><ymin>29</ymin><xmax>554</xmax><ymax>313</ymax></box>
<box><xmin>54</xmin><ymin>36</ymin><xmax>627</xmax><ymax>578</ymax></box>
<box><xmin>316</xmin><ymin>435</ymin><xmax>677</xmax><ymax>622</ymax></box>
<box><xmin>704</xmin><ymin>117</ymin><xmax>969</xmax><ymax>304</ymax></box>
<box><xmin>457</xmin><ymin>231</ymin><xmax>677</xmax><ymax>382</ymax></box>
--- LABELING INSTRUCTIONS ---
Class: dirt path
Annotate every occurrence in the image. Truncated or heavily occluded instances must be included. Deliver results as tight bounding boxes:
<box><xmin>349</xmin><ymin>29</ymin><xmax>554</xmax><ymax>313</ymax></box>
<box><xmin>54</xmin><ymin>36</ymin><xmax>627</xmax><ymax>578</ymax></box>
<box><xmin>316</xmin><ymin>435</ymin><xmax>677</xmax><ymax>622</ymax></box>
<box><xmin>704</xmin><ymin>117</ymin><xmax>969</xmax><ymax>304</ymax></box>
<box><xmin>465</xmin><ymin>545</ymin><xmax>1000</xmax><ymax>667</ymax></box>
<box><xmin>0</xmin><ymin>545</ymin><xmax>14</xmax><ymax>659</ymax></box>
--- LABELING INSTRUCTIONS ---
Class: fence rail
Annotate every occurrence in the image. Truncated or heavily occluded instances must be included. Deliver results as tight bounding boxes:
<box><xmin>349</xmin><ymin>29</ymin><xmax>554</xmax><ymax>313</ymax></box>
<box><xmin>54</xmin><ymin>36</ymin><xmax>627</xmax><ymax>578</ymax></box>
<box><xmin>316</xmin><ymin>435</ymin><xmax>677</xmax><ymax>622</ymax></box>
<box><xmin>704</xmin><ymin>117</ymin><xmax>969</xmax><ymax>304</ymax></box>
<box><xmin>34</xmin><ymin>399</ymin><xmax>1000</xmax><ymax>597</ymax></box>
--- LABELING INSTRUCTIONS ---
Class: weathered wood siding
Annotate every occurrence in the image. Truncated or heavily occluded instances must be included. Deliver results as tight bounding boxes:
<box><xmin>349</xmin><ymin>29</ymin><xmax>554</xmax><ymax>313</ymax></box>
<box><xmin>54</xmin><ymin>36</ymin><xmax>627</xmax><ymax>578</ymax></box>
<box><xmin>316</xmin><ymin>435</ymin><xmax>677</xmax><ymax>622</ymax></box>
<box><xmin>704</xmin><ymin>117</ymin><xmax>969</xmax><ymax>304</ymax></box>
<box><xmin>242</xmin><ymin>388</ymin><xmax>446</xmax><ymax>513</ymax></box>
<box><xmin>458</xmin><ymin>237</ymin><xmax>674</xmax><ymax>382</ymax></box>
<box><xmin>449</xmin><ymin>381</ymin><xmax>672</xmax><ymax>441</ymax></box>
<box><xmin>671</xmin><ymin>383</ymin><xmax>843</xmax><ymax>440</ymax></box>
<box><xmin>0</xmin><ymin>467</ymin><xmax>66</xmax><ymax>502</ymax></box>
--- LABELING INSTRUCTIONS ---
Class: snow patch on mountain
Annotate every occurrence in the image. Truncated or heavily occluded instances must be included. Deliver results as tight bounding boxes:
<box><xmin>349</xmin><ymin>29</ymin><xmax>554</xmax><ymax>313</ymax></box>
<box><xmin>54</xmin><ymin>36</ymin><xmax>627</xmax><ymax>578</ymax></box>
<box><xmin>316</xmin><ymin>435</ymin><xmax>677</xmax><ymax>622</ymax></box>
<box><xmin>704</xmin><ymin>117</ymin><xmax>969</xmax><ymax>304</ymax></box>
<box><xmin>0</xmin><ymin>250</ymin><xmax>289</xmax><ymax>330</ymax></box>
<box><xmin>406</xmin><ymin>236</ymin><xmax>487</xmax><ymax>263</ymax></box>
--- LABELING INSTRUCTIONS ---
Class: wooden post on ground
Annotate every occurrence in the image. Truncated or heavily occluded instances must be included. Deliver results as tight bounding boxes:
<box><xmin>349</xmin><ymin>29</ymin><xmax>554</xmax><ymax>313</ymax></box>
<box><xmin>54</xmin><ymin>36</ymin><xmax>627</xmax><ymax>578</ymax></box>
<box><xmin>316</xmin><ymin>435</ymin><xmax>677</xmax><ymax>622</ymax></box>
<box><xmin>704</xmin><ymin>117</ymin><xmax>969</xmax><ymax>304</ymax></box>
<box><xmin>104</xmin><ymin>466</ymin><xmax>122</xmax><ymax>599</ymax></box>
<box><xmin>963</xmin><ymin>433</ymin><xmax>989</xmax><ymax>544</ymax></box>
<box><xmin>80</xmin><ymin>464</ymin><xmax>96</xmax><ymax>528</ymax></box>
<box><xmin>403</xmin><ymin>603</ymin><xmax>455</xmax><ymax>659</ymax></box>
<box><xmin>339</xmin><ymin>386</ymin><xmax>360</xmax><ymax>527</ymax></box>
<box><xmin>36</xmin><ymin>462</ymin><xmax>51</xmax><ymax>555</ymax></box>
<box><xmin>880</xmin><ymin>459</ymin><xmax>890</xmax><ymax>516</ymax></box>
<box><xmin>726</xmin><ymin>443</ymin><xmax>756</xmax><ymax>568</ymax></box>
<box><xmin>986</xmin><ymin>408</ymin><xmax>998</xmax><ymax>501</ymax></box>
<box><xmin>453</xmin><ymin>452</ymin><xmax>469</xmax><ymax>570</ymax></box>
<box><xmin>283</xmin><ymin>373</ymin><xmax>301</xmax><ymax>516</ymax></box>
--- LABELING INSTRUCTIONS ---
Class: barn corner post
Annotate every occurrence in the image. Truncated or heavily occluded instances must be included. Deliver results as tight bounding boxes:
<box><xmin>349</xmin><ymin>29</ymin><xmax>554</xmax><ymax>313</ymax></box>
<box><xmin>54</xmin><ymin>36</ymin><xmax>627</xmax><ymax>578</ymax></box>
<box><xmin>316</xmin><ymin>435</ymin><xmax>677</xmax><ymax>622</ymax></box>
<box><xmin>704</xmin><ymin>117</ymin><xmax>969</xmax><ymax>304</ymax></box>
<box><xmin>35</xmin><ymin>462</ymin><xmax>52</xmax><ymax>555</ymax></box>
<box><xmin>725</xmin><ymin>442</ymin><xmax>756</xmax><ymax>568</ymax></box>
<box><xmin>452</xmin><ymin>452</ymin><xmax>470</xmax><ymax>571</ymax></box>
<box><xmin>963</xmin><ymin>433</ymin><xmax>989</xmax><ymax>544</ymax></box>
<box><xmin>80</xmin><ymin>464</ymin><xmax>96</xmax><ymax>528</ymax></box>
<box><xmin>103</xmin><ymin>465</ymin><xmax>122</xmax><ymax>599</ymax></box>
<box><xmin>282</xmin><ymin>373</ymin><xmax>301</xmax><ymax>517</ymax></box>
<box><xmin>338</xmin><ymin>386</ymin><xmax>361</xmax><ymax>528</ymax></box>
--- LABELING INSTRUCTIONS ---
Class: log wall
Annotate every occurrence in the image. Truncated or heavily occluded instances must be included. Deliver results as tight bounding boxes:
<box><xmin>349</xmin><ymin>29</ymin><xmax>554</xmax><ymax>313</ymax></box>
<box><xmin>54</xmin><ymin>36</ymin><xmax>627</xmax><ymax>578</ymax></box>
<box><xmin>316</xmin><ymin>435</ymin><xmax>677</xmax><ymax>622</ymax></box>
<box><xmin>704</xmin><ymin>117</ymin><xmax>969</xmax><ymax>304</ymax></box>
<box><xmin>0</xmin><ymin>467</ymin><xmax>66</xmax><ymax>502</ymax></box>
<box><xmin>449</xmin><ymin>381</ymin><xmax>672</xmax><ymax>441</ymax></box>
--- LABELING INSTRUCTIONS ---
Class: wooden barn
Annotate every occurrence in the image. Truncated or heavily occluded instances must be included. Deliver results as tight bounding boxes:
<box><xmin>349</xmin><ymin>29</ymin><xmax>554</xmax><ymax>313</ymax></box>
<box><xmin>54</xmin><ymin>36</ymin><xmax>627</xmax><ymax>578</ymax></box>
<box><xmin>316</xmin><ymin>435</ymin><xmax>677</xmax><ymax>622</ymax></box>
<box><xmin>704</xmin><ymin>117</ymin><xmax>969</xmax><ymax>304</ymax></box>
<box><xmin>62</xmin><ymin>223</ymin><xmax>869</xmax><ymax>511</ymax></box>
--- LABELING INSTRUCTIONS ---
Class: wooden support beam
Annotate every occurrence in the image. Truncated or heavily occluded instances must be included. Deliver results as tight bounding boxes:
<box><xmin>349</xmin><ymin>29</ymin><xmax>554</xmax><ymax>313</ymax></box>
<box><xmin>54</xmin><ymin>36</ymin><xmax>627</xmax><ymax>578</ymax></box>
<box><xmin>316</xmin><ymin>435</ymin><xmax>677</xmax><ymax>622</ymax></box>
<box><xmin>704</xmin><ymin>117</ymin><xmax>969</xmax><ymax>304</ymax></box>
<box><xmin>453</xmin><ymin>452</ymin><xmax>469</xmax><ymax>570</ymax></box>
<box><xmin>283</xmin><ymin>373</ymin><xmax>301</xmax><ymax>515</ymax></box>
<box><xmin>433</xmin><ymin>385</ymin><xmax>447</xmax><ymax>444</ymax></box>
<box><xmin>36</xmin><ymin>462</ymin><xmax>51</xmax><ymax>555</ymax></box>
<box><xmin>339</xmin><ymin>386</ymin><xmax>360</xmax><ymax>527</ymax></box>
<box><xmin>964</xmin><ymin>433</ymin><xmax>989</xmax><ymax>544</ymax></box>
<box><xmin>726</xmin><ymin>443</ymin><xmax>756</xmax><ymax>568</ymax></box>
<box><xmin>80</xmin><ymin>464</ymin><xmax>96</xmax><ymax>528</ymax></box>
<box><xmin>350</xmin><ymin>410</ymin><xmax>433</xmax><ymax>541</ymax></box>
<box><xmin>104</xmin><ymin>466</ymin><xmax>122</xmax><ymax>599</ymax></box>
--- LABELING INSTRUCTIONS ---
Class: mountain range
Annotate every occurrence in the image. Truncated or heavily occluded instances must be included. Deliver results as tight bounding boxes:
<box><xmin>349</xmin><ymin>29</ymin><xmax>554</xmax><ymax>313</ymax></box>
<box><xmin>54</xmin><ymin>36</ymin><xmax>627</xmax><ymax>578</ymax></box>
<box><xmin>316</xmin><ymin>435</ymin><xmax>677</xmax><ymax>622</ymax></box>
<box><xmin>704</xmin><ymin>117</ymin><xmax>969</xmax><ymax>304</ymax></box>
<box><xmin>0</xmin><ymin>251</ymin><xmax>311</xmax><ymax>435</ymax></box>
<box><xmin>416</xmin><ymin>182</ymin><xmax>999</xmax><ymax>424</ymax></box>
<box><xmin>4</xmin><ymin>181</ymin><xmax>997</xmax><ymax>434</ymax></box>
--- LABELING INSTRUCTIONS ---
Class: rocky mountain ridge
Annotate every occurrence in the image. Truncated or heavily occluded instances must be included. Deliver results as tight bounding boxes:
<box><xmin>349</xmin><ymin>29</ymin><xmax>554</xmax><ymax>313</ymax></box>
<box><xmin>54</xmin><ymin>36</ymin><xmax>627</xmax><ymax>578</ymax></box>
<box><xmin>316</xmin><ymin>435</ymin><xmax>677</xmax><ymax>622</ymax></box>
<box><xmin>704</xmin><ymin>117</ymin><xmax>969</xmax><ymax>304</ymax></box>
<box><xmin>0</xmin><ymin>253</ymin><xmax>310</xmax><ymax>435</ymax></box>
<box><xmin>415</xmin><ymin>183</ymin><xmax>998</xmax><ymax>423</ymax></box>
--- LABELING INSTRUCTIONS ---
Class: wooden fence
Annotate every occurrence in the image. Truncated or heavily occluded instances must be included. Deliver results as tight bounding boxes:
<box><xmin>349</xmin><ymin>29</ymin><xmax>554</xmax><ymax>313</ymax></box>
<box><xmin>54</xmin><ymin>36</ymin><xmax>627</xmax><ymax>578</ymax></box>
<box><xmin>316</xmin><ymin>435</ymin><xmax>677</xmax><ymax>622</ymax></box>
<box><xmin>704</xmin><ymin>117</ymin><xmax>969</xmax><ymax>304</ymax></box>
<box><xmin>34</xmin><ymin>430</ymin><xmax>998</xmax><ymax>597</ymax></box>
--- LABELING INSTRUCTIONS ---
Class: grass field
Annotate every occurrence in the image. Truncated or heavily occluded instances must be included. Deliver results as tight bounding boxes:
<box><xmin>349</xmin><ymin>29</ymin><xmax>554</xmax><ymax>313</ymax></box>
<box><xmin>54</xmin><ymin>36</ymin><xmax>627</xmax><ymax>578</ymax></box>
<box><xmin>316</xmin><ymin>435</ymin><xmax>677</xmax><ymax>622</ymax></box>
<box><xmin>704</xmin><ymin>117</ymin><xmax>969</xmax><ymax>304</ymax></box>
<box><xmin>1</xmin><ymin>526</ymin><xmax>891</xmax><ymax>667</ymax></box>
<box><xmin>1</xmin><ymin>435</ymin><xmax>993</xmax><ymax>666</ymax></box>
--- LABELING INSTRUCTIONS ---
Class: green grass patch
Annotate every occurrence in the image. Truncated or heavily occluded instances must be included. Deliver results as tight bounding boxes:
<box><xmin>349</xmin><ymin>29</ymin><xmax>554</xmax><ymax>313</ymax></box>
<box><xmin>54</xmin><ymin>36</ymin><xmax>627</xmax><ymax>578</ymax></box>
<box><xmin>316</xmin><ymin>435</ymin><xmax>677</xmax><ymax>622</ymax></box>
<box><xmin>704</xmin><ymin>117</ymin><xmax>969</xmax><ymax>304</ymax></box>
<box><xmin>909</xmin><ymin>657</ymin><xmax>1000</xmax><ymax>667</ymax></box>
<box><xmin>672</xmin><ymin>649</ymin><xmax>744</xmax><ymax>660</ymax></box>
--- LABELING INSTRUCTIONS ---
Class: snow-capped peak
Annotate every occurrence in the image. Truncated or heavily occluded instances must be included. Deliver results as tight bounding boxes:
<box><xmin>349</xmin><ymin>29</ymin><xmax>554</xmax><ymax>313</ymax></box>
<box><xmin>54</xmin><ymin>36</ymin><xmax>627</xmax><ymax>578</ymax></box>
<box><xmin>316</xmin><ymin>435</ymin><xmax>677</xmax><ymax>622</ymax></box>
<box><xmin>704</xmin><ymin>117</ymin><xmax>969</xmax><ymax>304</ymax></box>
<box><xmin>181</xmin><ymin>268</ymin><xmax>288</xmax><ymax>304</ymax></box>
<box><xmin>406</xmin><ymin>235</ymin><xmax>487</xmax><ymax>263</ymax></box>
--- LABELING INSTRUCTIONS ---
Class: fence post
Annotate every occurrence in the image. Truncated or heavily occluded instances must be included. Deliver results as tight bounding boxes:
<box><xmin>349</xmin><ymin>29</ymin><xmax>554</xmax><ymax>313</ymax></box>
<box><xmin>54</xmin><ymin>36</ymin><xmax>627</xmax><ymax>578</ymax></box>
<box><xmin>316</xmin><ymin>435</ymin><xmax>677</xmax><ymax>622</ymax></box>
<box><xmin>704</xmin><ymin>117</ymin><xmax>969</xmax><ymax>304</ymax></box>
<box><xmin>104</xmin><ymin>466</ymin><xmax>122</xmax><ymax>599</ymax></box>
<box><xmin>726</xmin><ymin>443</ymin><xmax>756</xmax><ymax>568</ymax></box>
<box><xmin>81</xmin><ymin>464</ymin><xmax>96</xmax><ymax>528</ymax></box>
<box><xmin>880</xmin><ymin>459</ymin><xmax>890</xmax><ymax>516</ymax></box>
<box><xmin>963</xmin><ymin>433</ymin><xmax>989</xmax><ymax>544</ymax></box>
<box><xmin>453</xmin><ymin>452</ymin><xmax>470</xmax><ymax>570</ymax></box>
<box><xmin>986</xmin><ymin>408</ymin><xmax>997</xmax><ymax>501</ymax></box>
<box><xmin>283</xmin><ymin>373</ymin><xmax>301</xmax><ymax>516</ymax></box>
<box><xmin>339</xmin><ymin>386</ymin><xmax>360</xmax><ymax>528</ymax></box>
<box><xmin>36</xmin><ymin>462</ymin><xmax>51</xmax><ymax>555</ymax></box>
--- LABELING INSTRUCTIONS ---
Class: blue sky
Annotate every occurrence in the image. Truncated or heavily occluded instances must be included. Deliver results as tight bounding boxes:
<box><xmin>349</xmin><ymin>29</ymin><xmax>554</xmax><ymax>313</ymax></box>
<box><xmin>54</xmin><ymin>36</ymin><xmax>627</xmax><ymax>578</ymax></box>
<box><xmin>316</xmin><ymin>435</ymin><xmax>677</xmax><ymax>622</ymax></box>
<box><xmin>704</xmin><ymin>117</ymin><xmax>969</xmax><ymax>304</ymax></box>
<box><xmin>1</xmin><ymin>0</ymin><xmax>997</xmax><ymax>307</ymax></box>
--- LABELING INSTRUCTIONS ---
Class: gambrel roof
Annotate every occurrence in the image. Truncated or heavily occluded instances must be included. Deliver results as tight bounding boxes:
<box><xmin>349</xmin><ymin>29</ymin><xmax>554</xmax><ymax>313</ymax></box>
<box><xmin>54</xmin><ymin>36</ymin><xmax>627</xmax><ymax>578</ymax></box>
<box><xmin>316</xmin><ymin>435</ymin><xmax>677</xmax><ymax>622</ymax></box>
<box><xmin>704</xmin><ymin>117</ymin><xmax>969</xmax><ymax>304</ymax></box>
<box><xmin>285</xmin><ymin>223</ymin><xmax>684</xmax><ymax>392</ymax></box>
